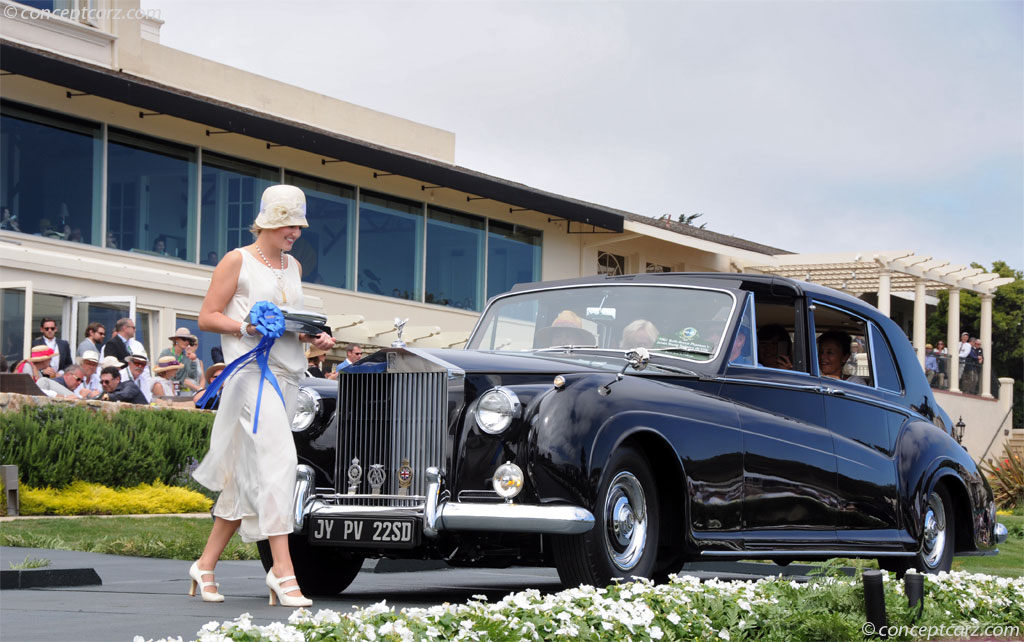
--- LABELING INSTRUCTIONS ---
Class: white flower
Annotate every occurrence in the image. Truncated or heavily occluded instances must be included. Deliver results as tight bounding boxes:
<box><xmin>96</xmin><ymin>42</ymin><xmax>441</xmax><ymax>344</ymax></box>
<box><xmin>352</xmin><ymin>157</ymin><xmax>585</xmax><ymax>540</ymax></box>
<box><xmin>718</xmin><ymin>629</ymin><xmax>731</xmax><ymax>640</ymax></box>
<box><xmin>650</xmin><ymin>625</ymin><xmax>664</xmax><ymax>639</ymax></box>
<box><xmin>667</xmin><ymin>613</ymin><xmax>681</xmax><ymax>625</ymax></box>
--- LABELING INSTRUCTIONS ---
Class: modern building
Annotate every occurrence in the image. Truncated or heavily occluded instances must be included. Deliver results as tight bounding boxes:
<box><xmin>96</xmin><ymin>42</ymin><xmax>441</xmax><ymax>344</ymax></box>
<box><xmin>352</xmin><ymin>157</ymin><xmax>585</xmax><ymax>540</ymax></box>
<box><xmin>0</xmin><ymin>1</ymin><xmax>1014</xmax><ymax>457</ymax></box>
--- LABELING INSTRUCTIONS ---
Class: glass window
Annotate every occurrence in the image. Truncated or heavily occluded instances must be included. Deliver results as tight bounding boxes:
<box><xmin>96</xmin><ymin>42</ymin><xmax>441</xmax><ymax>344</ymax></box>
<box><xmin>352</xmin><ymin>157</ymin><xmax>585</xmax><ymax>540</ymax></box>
<box><xmin>754</xmin><ymin>301</ymin><xmax>803</xmax><ymax>372</ymax></box>
<box><xmin>201</xmin><ymin>153</ymin><xmax>277</xmax><ymax>266</ymax></box>
<box><xmin>728</xmin><ymin>295</ymin><xmax>755</xmax><ymax>366</ymax></box>
<box><xmin>285</xmin><ymin>172</ymin><xmax>356</xmax><ymax>289</ymax></box>
<box><xmin>812</xmin><ymin>303</ymin><xmax>872</xmax><ymax>387</ymax></box>
<box><xmin>426</xmin><ymin>206</ymin><xmax>485</xmax><ymax>311</ymax></box>
<box><xmin>175</xmin><ymin>315</ymin><xmax>223</xmax><ymax>367</ymax></box>
<box><xmin>0</xmin><ymin>102</ymin><xmax>102</xmax><ymax>246</ymax></box>
<box><xmin>487</xmin><ymin>221</ymin><xmax>541</xmax><ymax>299</ymax></box>
<box><xmin>1</xmin><ymin>288</ymin><xmax>27</xmax><ymax>365</ymax></box>
<box><xmin>107</xmin><ymin>128</ymin><xmax>197</xmax><ymax>261</ymax></box>
<box><xmin>598</xmin><ymin>251</ymin><xmax>626</xmax><ymax>276</ymax></box>
<box><xmin>646</xmin><ymin>262</ymin><xmax>672</xmax><ymax>273</ymax></box>
<box><xmin>357</xmin><ymin>191</ymin><xmax>423</xmax><ymax>300</ymax></box>
<box><xmin>870</xmin><ymin>323</ymin><xmax>903</xmax><ymax>393</ymax></box>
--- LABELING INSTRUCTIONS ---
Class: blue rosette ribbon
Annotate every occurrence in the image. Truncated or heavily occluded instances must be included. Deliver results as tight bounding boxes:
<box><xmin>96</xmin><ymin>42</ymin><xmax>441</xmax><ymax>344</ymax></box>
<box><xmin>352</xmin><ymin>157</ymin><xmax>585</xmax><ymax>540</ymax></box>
<box><xmin>195</xmin><ymin>301</ymin><xmax>287</xmax><ymax>433</ymax></box>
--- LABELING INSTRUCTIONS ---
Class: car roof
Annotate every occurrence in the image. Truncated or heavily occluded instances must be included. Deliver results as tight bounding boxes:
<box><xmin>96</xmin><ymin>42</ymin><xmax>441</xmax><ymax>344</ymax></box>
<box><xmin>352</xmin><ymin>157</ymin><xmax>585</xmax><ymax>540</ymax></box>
<box><xmin>507</xmin><ymin>272</ymin><xmax>878</xmax><ymax>319</ymax></box>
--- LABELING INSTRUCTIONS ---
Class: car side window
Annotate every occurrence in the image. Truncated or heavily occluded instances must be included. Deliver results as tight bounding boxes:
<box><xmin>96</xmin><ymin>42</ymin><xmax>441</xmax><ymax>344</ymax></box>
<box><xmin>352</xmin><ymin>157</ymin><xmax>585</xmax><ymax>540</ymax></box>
<box><xmin>811</xmin><ymin>302</ymin><xmax>873</xmax><ymax>387</ymax></box>
<box><xmin>753</xmin><ymin>299</ymin><xmax>805</xmax><ymax>372</ymax></box>
<box><xmin>869</xmin><ymin>323</ymin><xmax>903</xmax><ymax>393</ymax></box>
<box><xmin>728</xmin><ymin>295</ymin><xmax>755</xmax><ymax>366</ymax></box>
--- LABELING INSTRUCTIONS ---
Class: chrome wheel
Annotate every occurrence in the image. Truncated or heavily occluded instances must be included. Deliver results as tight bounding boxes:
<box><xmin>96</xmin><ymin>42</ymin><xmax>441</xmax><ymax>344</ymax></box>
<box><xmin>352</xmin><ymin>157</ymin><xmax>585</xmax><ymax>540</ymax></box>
<box><xmin>603</xmin><ymin>471</ymin><xmax>648</xmax><ymax>571</ymax></box>
<box><xmin>921</xmin><ymin>492</ymin><xmax>947</xmax><ymax>569</ymax></box>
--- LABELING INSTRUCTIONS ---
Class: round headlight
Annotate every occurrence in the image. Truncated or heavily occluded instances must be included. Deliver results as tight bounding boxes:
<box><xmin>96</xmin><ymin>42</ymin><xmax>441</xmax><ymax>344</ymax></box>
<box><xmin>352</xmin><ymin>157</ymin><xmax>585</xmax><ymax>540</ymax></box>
<box><xmin>492</xmin><ymin>461</ymin><xmax>524</xmax><ymax>499</ymax></box>
<box><xmin>474</xmin><ymin>387</ymin><xmax>521</xmax><ymax>434</ymax></box>
<box><xmin>291</xmin><ymin>387</ymin><xmax>322</xmax><ymax>432</ymax></box>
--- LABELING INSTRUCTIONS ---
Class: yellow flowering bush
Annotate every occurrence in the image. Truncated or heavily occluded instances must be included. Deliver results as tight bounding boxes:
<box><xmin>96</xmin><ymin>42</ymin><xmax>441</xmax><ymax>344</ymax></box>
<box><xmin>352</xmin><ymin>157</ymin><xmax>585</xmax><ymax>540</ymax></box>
<box><xmin>21</xmin><ymin>481</ymin><xmax>212</xmax><ymax>515</ymax></box>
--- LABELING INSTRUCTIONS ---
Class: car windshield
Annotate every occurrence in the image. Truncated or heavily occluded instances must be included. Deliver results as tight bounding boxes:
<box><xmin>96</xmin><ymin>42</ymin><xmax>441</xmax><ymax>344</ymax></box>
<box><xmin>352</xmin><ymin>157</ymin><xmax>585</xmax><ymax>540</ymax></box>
<box><xmin>468</xmin><ymin>284</ymin><xmax>737</xmax><ymax>363</ymax></box>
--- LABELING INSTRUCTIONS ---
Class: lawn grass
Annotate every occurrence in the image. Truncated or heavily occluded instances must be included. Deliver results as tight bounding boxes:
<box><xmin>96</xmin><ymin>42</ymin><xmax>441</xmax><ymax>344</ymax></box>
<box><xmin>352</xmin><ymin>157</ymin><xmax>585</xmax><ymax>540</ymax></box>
<box><xmin>952</xmin><ymin>513</ymin><xmax>1024</xmax><ymax>576</ymax></box>
<box><xmin>1</xmin><ymin>514</ymin><xmax>1019</xmax><ymax>576</ymax></box>
<box><xmin>0</xmin><ymin>515</ymin><xmax>259</xmax><ymax>561</ymax></box>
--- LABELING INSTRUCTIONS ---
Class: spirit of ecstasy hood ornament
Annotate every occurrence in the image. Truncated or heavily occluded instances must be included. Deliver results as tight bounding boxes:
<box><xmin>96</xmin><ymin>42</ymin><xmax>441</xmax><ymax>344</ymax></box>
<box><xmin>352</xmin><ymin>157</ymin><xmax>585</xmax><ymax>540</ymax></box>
<box><xmin>392</xmin><ymin>317</ymin><xmax>408</xmax><ymax>348</ymax></box>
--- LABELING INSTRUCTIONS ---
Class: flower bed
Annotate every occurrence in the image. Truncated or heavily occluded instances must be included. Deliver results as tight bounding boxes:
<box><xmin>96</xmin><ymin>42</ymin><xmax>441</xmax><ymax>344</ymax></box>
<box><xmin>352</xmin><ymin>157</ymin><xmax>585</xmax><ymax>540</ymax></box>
<box><xmin>137</xmin><ymin>570</ymin><xmax>1023</xmax><ymax>642</ymax></box>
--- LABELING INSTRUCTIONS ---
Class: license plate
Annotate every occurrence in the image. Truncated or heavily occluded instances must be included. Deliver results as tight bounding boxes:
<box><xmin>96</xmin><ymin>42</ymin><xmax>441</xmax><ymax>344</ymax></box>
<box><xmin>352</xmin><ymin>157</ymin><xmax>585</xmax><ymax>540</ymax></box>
<box><xmin>308</xmin><ymin>516</ymin><xmax>419</xmax><ymax>548</ymax></box>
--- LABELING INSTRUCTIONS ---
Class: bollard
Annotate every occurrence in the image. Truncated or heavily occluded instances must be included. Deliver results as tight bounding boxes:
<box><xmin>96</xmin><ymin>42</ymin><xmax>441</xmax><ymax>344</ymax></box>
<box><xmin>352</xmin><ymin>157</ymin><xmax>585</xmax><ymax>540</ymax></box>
<box><xmin>1</xmin><ymin>464</ymin><xmax>19</xmax><ymax>516</ymax></box>
<box><xmin>905</xmin><ymin>570</ymin><xmax>924</xmax><ymax>620</ymax></box>
<box><xmin>863</xmin><ymin>569</ymin><xmax>887</xmax><ymax>637</ymax></box>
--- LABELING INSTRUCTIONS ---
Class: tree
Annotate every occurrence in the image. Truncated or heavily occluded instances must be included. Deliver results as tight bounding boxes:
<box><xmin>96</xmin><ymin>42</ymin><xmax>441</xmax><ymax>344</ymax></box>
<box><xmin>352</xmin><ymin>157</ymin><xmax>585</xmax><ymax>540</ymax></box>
<box><xmin>673</xmin><ymin>213</ymin><xmax>706</xmax><ymax>229</ymax></box>
<box><xmin>927</xmin><ymin>260</ymin><xmax>1023</xmax><ymax>426</ymax></box>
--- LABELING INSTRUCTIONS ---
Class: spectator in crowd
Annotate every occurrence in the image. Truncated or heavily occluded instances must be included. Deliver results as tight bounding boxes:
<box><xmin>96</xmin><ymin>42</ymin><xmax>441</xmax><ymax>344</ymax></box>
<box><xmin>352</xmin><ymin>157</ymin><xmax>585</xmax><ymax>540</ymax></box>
<box><xmin>957</xmin><ymin>331</ymin><xmax>972</xmax><ymax>383</ymax></box>
<box><xmin>202</xmin><ymin>251</ymin><xmax>219</xmax><ymax>266</ymax></box>
<box><xmin>36</xmin><ymin>364</ymin><xmax>87</xmax><ymax>399</ymax></box>
<box><xmin>620</xmin><ymin>319</ymin><xmax>659</xmax><ymax>349</ymax></box>
<box><xmin>151</xmin><ymin>355</ymin><xmax>184</xmax><ymax>397</ymax></box>
<box><xmin>77</xmin><ymin>322</ymin><xmax>106</xmax><ymax>357</ymax></box>
<box><xmin>963</xmin><ymin>337</ymin><xmax>984</xmax><ymax>395</ymax></box>
<box><xmin>159</xmin><ymin>328</ymin><xmax>204</xmax><ymax>393</ymax></box>
<box><xmin>153</xmin><ymin>236</ymin><xmax>168</xmax><ymax>255</ymax></box>
<box><xmin>192</xmin><ymin>362</ymin><xmax>225</xmax><ymax>410</ymax></box>
<box><xmin>924</xmin><ymin>343</ymin><xmax>938</xmax><ymax>385</ymax></box>
<box><xmin>76</xmin><ymin>350</ymin><xmax>102</xmax><ymax>398</ymax></box>
<box><xmin>335</xmin><ymin>343</ymin><xmax>364</xmax><ymax>372</ymax></box>
<box><xmin>106</xmin><ymin>232</ymin><xmax>118</xmax><ymax>249</ymax></box>
<box><xmin>102</xmin><ymin>317</ymin><xmax>142</xmax><ymax>363</ymax></box>
<box><xmin>120</xmin><ymin>351</ymin><xmax>154</xmax><ymax>402</ymax></box>
<box><xmin>32</xmin><ymin>317</ymin><xmax>72</xmax><ymax>378</ymax></box>
<box><xmin>13</xmin><ymin>345</ymin><xmax>56</xmax><ymax>380</ymax></box>
<box><xmin>757</xmin><ymin>324</ymin><xmax>793</xmax><ymax>370</ymax></box>
<box><xmin>305</xmin><ymin>346</ymin><xmax>327</xmax><ymax>378</ymax></box>
<box><xmin>934</xmin><ymin>340</ymin><xmax>948</xmax><ymax>385</ymax></box>
<box><xmin>1</xmin><ymin>206</ymin><xmax>20</xmax><ymax>231</ymax></box>
<box><xmin>98</xmin><ymin>365</ymin><xmax>147</xmax><ymax>404</ymax></box>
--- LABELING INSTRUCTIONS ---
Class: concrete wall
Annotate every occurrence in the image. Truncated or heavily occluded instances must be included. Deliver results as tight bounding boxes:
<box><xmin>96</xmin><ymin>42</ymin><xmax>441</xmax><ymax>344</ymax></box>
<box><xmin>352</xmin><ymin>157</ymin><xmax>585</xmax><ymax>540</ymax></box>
<box><xmin>935</xmin><ymin>378</ymin><xmax>1015</xmax><ymax>464</ymax></box>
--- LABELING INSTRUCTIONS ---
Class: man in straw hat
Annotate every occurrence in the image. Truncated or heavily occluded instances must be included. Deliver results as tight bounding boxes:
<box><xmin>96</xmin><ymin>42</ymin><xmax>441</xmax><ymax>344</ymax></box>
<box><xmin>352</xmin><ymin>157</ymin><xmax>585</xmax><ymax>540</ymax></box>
<box><xmin>120</xmin><ymin>350</ymin><xmax>154</xmax><ymax>403</ymax></box>
<box><xmin>76</xmin><ymin>350</ymin><xmax>103</xmax><ymax>398</ymax></box>
<box><xmin>159</xmin><ymin>327</ymin><xmax>203</xmax><ymax>393</ymax></box>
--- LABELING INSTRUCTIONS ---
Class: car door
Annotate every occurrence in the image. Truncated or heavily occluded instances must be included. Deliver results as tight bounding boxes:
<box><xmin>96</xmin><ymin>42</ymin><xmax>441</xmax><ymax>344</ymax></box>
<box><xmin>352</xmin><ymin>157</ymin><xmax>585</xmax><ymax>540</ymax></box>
<box><xmin>811</xmin><ymin>303</ymin><xmax>902</xmax><ymax>548</ymax></box>
<box><xmin>719</xmin><ymin>294</ymin><xmax>839</xmax><ymax>548</ymax></box>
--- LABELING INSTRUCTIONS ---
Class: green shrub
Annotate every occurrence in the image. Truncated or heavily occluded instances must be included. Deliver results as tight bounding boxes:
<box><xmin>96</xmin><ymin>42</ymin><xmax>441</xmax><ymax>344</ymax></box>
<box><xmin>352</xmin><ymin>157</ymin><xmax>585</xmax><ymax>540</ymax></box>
<box><xmin>21</xmin><ymin>480</ymin><xmax>212</xmax><ymax>515</ymax></box>
<box><xmin>0</xmin><ymin>404</ymin><xmax>212</xmax><ymax>488</ymax></box>
<box><xmin>983</xmin><ymin>443</ymin><xmax>1024</xmax><ymax>510</ymax></box>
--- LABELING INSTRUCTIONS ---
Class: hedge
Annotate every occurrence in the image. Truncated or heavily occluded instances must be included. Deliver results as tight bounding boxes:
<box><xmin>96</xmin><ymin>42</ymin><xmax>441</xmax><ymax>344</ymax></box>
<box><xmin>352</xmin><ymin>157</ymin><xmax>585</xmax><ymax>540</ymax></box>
<box><xmin>21</xmin><ymin>481</ymin><xmax>212</xmax><ymax>515</ymax></box>
<box><xmin>0</xmin><ymin>403</ymin><xmax>213</xmax><ymax>488</ymax></box>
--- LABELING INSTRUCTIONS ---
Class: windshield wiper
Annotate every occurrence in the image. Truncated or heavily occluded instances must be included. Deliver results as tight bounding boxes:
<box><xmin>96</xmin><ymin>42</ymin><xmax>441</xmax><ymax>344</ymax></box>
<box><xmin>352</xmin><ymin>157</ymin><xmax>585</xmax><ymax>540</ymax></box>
<box><xmin>651</xmin><ymin>347</ymin><xmax>715</xmax><ymax>357</ymax></box>
<box><xmin>532</xmin><ymin>345</ymin><xmax>598</xmax><ymax>352</ymax></box>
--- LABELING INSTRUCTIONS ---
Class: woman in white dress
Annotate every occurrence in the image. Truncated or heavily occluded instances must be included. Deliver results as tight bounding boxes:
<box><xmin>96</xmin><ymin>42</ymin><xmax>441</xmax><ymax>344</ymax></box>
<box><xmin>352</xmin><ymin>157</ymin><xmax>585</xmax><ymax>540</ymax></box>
<box><xmin>190</xmin><ymin>185</ymin><xmax>336</xmax><ymax>607</ymax></box>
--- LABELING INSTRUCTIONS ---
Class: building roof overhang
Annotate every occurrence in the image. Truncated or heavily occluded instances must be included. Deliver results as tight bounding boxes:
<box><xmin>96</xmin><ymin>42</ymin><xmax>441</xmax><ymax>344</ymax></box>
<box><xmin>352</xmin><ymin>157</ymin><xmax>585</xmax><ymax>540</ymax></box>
<box><xmin>0</xmin><ymin>40</ymin><xmax>624</xmax><ymax>232</ymax></box>
<box><xmin>744</xmin><ymin>251</ymin><xmax>1013</xmax><ymax>296</ymax></box>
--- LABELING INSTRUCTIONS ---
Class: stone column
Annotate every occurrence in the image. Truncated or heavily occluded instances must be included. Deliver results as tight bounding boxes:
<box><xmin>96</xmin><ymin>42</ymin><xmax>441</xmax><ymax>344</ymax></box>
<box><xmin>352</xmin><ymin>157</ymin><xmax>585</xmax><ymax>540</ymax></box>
<box><xmin>914</xmin><ymin>278</ymin><xmax>926</xmax><ymax>366</ymax></box>
<box><xmin>980</xmin><ymin>293</ymin><xmax>994</xmax><ymax>398</ymax></box>
<box><xmin>877</xmin><ymin>269</ymin><xmax>891</xmax><ymax>317</ymax></box>
<box><xmin>947</xmin><ymin>288</ymin><xmax>960</xmax><ymax>393</ymax></box>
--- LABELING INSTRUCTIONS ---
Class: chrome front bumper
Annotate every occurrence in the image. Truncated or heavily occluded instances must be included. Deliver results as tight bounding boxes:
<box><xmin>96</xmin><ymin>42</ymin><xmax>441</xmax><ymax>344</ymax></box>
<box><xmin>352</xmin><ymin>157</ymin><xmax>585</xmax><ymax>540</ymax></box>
<box><xmin>292</xmin><ymin>464</ymin><xmax>595</xmax><ymax>537</ymax></box>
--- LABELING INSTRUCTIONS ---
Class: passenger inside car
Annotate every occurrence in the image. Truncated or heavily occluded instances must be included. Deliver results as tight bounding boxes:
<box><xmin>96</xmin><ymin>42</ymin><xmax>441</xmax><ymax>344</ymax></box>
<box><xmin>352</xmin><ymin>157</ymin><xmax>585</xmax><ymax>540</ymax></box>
<box><xmin>533</xmin><ymin>309</ymin><xmax>598</xmax><ymax>348</ymax></box>
<box><xmin>817</xmin><ymin>330</ymin><xmax>867</xmax><ymax>385</ymax></box>
<box><xmin>620</xmin><ymin>319</ymin><xmax>659</xmax><ymax>349</ymax></box>
<box><xmin>757</xmin><ymin>324</ymin><xmax>793</xmax><ymax>370</ymax></box>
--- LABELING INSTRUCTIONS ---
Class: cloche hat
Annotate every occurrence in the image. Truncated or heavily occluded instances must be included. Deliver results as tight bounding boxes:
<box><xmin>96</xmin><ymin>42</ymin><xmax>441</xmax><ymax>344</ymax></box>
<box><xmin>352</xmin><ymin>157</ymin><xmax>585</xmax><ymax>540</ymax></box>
<box><xmin>254</xmin><ymin>184</ymin><xmax>308</xmax><ymax>229</ymax></box>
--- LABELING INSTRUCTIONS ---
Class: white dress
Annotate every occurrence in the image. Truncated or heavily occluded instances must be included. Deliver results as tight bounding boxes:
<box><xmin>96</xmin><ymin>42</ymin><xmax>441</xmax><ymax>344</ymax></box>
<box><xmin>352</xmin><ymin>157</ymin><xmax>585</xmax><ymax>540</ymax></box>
<box><xmin>193</xmin><ymin>248</ymin><xmax>306</xmax><ymax>542</ymax></box>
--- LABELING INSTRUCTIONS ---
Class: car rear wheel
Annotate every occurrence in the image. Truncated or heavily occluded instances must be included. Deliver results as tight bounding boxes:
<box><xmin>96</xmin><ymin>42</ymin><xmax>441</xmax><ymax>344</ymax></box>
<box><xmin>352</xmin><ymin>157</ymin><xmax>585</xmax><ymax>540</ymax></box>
<box><xmin>878</xmin><ymin>485</ymin><xmax>954</xmax><ymax>577</ymax></box>
<box><xmin>553</xmin><ymin>446</ymin><xmax>660</xmax><ymax>587</ymax></box>
<box><xmin>257</xmin><ymin>533</ymin><xmax>364</xmax><ymax>596</ymax></box>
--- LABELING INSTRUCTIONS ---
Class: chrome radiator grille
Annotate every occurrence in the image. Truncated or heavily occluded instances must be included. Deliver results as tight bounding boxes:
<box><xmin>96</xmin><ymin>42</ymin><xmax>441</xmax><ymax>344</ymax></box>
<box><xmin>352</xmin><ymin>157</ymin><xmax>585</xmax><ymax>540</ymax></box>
<box><xmin>335</xmin><ymin>371</ymin><xmax>447</xmax><ymax>505</ymax></box>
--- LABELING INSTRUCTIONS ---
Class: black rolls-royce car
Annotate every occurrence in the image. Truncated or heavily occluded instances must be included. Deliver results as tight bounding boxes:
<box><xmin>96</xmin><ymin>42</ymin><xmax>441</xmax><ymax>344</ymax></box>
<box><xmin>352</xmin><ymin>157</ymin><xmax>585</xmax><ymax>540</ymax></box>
<box><xmin>258</xmin><ymin>272</ymin><xmax>1006</xmax><ymax>594</ymax></box>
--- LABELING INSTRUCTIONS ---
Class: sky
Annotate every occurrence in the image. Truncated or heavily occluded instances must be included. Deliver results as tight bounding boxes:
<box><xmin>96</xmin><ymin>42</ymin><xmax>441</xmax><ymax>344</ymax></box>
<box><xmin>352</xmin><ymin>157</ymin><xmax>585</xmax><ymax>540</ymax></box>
<box><xmin>143</xmin><ymin>0</ymin><xmax>1024</xmax><ymax>272</ymax></box>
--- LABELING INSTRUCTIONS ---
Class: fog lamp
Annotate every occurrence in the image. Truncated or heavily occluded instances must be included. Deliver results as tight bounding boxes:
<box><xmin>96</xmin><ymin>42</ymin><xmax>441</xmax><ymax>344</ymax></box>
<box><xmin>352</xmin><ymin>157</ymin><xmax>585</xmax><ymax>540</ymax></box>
<box><xmin>492</xmin><ymin>461</ymin><xmax>524</xmax><ymax>500</ymax></box>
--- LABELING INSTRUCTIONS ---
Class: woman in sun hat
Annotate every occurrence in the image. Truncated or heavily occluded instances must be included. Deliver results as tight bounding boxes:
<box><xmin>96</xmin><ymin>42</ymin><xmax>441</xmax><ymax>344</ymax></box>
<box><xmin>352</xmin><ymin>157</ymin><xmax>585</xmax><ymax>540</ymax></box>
<box><xmin>13</xmin><ymin>345</ymin><xmax>55</xmax><ymax>380</ymax></box>
<box><xmin>189</xmin><ymin>184</ymin><xmax>334</xmax><ymax>607</ymax></box>
<box><xmin>151</xmin><ymin>354</ymin><xmax>184</xmax><ymax>397</ymax></box>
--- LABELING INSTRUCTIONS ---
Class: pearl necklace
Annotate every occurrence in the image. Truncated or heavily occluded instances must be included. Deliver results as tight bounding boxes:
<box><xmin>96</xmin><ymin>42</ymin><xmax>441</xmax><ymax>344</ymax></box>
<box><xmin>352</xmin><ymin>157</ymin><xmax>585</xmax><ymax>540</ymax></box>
<box><xmin>254</xmin><ymin>244</ymin><xmax>288</xmax><ymax>303</ymax></box>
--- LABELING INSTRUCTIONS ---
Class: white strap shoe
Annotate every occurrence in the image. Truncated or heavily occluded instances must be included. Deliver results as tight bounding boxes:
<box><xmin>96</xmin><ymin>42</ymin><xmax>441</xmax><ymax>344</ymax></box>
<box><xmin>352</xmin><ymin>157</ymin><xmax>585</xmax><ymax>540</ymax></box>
<box><xmin>266</xmin><ymin>569</ymin><xmax>312</xmax><ymax>607</ymax></box>
<box><xmin>188</xmin><ymin>561</ymin><xmax>224</xmax><ymax>602</ymax></box>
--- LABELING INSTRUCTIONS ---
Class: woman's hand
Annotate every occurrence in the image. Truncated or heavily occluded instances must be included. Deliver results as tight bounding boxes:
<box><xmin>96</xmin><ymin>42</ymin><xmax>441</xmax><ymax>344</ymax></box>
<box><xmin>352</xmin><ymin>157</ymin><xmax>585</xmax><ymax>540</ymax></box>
<box><xmin>301</xmin><ymin>332</ymin><xmax>336</xmax><ymax>351</ymax></box>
